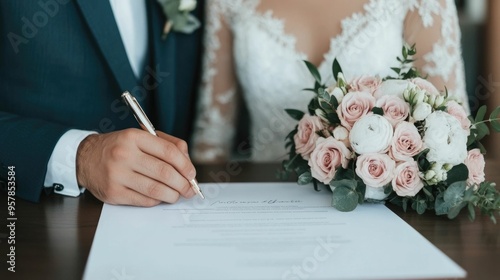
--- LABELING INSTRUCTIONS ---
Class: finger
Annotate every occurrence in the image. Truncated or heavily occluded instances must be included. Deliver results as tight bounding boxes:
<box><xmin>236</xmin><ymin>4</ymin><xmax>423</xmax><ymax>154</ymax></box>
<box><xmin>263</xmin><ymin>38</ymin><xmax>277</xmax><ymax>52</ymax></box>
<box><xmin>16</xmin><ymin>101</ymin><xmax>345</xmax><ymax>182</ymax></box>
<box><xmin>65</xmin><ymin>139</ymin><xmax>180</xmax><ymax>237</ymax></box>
<box><xmin>156</xmin><ymin>131</ymin><xmax>190</xmax><ymax>157</ymax></box>
<box><xmin>104</xmin><ymin>187</ymin><xmax>162</xmax><ymax>207</ymax></box>
<box><xmin>133</xmin><ymin>153</ymin><xmax>195</xmax><ymax>198</ymax></box>
<box><xmin>123</xmin><ymin>171</ymin><xmax>187</xmax><ymax>204</ymax></box>
<box><xmin>136</xmin><ymin>134</ymin><xmax>196</xmax><ymax>181</ymax></box>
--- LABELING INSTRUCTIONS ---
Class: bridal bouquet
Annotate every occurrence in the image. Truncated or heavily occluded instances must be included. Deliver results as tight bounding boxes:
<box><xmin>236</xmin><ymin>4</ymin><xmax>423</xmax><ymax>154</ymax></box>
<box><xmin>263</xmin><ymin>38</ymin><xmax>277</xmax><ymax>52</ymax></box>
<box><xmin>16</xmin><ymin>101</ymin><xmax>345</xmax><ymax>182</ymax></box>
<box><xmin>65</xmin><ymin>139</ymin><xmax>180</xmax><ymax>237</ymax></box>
<box><xmin>282</xmin><ymin>45</ymin><xmax>500</xmax><ymax>222</ymax></box>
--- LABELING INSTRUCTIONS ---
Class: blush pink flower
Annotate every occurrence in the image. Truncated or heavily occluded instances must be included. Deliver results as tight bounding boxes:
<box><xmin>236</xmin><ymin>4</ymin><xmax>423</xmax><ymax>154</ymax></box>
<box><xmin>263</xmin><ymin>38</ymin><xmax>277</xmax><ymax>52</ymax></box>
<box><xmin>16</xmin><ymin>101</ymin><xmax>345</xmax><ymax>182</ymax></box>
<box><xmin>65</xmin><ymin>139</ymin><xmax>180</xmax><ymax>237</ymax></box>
<box><xmin>390</xmin><ymin>122</ymin><xmax>423</xmax><ymax>162</ymax></box>
<box><xmin>464</xmin><ymin>149</ymin><xmax>485</xmax><ymax>187</ymax></box>
<box><xmin>411</xmin><ymin>77</ymin><xmax>440</xmax><ymax>96</ymax></box>
<box><xmin>338</xmin><ymin>91</ymin><xmax>375</xmax><ymax>130</ymax></box>
<box><xmin>392</xmin><ymin>160</ymin><xmax>424</xmax><ymax>197</ymax></box>
<box><xmin>376</xmin><ymin>95</ymin><xmax>410</xmax><ymax>126</ymax></box>
<box><xmin>446</xmin><ymin>100</ymin><xmax>471</xmax><ymax>135</ymax></box>
<box><xmin>294</xmin><ymin>115</ymin><xmax>324</xmax><ymax>160</ymax></box>
<box><xmin>355</xmin><ymin>153</ymin><xmax>396</xmax><ymax>188</ymax></box>
<box><xmin>308</xmin><ymin>137</ymin><xmax>352</xmax><ymax>184</ymax></box>
<box><xmin>349</xmin><ymin>75</ymin><xmax>381</xmax><ymax>94</ymax></box>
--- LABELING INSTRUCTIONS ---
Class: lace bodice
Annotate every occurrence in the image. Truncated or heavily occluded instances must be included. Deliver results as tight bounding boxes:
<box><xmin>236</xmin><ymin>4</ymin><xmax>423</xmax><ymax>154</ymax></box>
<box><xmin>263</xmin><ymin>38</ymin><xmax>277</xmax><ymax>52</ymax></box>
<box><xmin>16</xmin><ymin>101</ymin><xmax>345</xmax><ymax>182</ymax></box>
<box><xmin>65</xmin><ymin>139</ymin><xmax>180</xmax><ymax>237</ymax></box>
<box><xmin>191</xmin><ymin>0</ymin><xmax>467</xmax><ymax>163</ymax></box>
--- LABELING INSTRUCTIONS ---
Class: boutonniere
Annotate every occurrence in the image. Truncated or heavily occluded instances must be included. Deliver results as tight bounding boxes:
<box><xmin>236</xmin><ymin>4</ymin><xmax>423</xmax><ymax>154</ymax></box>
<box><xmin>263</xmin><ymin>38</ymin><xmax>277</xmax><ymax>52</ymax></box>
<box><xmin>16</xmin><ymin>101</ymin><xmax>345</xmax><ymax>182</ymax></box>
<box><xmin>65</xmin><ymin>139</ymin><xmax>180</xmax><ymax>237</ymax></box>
<box><xmin>156</xmin><ymin>0</ymin><xmax>201</xmax><ymax>40</ymax></box>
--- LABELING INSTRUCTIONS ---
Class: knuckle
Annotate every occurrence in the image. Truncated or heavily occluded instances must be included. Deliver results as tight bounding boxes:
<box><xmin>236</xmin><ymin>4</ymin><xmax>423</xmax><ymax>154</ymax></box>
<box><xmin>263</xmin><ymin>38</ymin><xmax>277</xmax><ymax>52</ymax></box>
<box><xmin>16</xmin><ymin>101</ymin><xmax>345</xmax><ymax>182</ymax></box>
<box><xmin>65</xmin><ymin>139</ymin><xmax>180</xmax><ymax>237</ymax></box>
<box><xmin>135</xmin><ymin>196</ymin><xmax>160</xmax><ymax>207</ymax></box>
<box><xmin>178</xmin><ymin>180</ymin><xmax>191</xmax><ymax>195</ymax></box>
<box><xmin>109</xmin><ymin>146</ymin><xmax>128</xmax><ymax>161</ymax></box>
<box><xmin>160</xmin><ymin>142</ymin><xmax>175</xmax><ymax>159</ymax></box>
<box><xmin>167</xmin><ymin>191</ymin><xmax>180</xmax><ymax>204</ymax></box>
<box><xmin>176</xmin><ymin>140</ymin><xmax>189</xmax><ymax>153</ymax></box>
<box><xmin>156</xmin><ymin>163</ymin><xmax>173</xmax><ymax>180</ymax></box>
<box><xmin>146</xmin><ymin>183</ymin><xmax>163</xmax><ymax>199</ymax></box>
<box><xmin>122</xmin><ymin>129</ymin><xmax>139</xmax><ymax>141</ymax></box>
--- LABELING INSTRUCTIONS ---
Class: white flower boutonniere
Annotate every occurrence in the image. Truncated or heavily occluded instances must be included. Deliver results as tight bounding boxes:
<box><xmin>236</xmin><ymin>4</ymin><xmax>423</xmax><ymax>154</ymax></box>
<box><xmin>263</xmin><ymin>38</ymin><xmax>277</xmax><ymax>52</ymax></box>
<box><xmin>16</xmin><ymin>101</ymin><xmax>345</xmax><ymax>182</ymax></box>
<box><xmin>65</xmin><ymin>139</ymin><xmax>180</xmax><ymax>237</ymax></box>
<box><xmin>156</xmin><ymin>0</ymin><xmax>200</xmax><ymax>39</ymax></box>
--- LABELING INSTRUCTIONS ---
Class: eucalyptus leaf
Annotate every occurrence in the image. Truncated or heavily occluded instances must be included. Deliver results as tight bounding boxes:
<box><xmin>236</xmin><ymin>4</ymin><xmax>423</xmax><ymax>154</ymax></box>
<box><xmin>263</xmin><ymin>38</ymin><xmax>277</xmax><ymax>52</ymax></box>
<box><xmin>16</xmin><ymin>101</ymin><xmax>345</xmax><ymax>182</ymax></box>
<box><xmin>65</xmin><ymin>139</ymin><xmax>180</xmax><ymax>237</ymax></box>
<box><xmin>475</xmin><ymin>105</ymin><xmax>487</xmax><ymax>123</ymax></box>
<box><xmin>416</xmin><ymin>199</ymin><xmax>427</xmax><ymax>214</ymax></box>
<box><xmin>435</xmin><ymin>193</ymin><xmax>450</xmax><ymax>215</ymax></box>
<box><xmin>475</xmin><ymin>122</ymin><xmax>490</xmax><ymax>141</ymax></box>
<box><xmin>330</xmin><ymin>179</ymin><xmax>357</xmax><ymax>190</ymax></box>
<box><xmin>447</xmin><ymin>201</ymin><xmax>467</xmax><ymax>219</ymax></box>
<box><xmin>490</xmin><ymin>106</ymin><xmax>500</xmax><ymax>132</ymax></box>
<box><xmin>331</xmin><ymin>186</ymin><xmax>359</xmax><ymax>212</ymax></box>
<box><xmin>297</xmin><ymin>171</ymin><xmax>313</xmax><ymax>185</ymax></box>
<box><xmin>467</xmin><ymin>203</ymin><xmax>476</xmax><ymax>221</ymax></box>
<box><xmin>443</xmin><ymin>181</ymin><xmax>466</xmax><ymax>206</ymax></box>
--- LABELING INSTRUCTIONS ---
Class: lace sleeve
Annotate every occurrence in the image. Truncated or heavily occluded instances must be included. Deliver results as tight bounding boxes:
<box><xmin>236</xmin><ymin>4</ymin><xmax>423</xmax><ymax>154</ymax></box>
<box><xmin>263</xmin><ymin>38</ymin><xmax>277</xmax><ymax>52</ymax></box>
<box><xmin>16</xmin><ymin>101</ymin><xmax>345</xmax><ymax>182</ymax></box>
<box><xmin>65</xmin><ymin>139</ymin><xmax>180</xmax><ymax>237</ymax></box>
<box><xmin>191</xmin><ymin>0</ymin><xmax>239</xmax><ymax>163</ymax></box>
<box><xmin>404</xmin><ymin>0</ymin><xmax>468</xmax><ymax>110</ymax></box>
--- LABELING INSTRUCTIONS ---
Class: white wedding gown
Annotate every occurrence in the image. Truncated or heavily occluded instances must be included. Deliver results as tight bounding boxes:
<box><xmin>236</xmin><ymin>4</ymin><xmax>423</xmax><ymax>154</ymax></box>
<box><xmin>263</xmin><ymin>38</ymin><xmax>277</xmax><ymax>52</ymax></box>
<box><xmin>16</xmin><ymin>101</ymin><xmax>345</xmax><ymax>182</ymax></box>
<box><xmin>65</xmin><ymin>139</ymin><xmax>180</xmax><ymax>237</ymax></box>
<box><xmin>191</xmin><ymin>0</ymin><xmax>467</xmax><ymax>163</ymax></box>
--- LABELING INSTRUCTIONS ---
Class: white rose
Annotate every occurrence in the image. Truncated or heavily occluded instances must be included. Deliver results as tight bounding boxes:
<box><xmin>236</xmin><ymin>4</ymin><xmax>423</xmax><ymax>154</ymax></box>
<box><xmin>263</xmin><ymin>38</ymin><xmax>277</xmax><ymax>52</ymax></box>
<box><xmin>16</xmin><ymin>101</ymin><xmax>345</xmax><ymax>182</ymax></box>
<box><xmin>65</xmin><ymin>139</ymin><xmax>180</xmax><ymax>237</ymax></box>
<box><xmin>423</xmin><ymin>111</ymin><xmax>468</xmax><ymax>165</ymax></box>
<box><xmin>349</xmin><ymin>115</ymin><xmax>393</xmax><ymax>154</ymax></box>
<box><xmin>332</xmin><ymin>126</ymin><xmax>349</xmax><ymax>140</ymax></box>
<box><xmin>412</xmin><ymin>102</ymin><xmax>432</xmax><ymax>121</ymax></box>
<box><xmin>374</xmin><ymin>80</ymin><xmax>416</xmax><ymax>99</ymax></box>
<box><xmin>179</xmin><ymin>0</ymin><xmax>197</xmax><ymax>11</ymax></box>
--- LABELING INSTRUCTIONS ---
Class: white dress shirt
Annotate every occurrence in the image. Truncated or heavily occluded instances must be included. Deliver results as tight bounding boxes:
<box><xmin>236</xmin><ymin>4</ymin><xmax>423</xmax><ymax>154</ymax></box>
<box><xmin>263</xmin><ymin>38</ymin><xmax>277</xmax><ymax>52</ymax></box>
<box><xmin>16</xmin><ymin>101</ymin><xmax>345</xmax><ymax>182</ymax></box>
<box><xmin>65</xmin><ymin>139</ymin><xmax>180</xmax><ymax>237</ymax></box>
<box><xmin>44</xmin><ymin>0</ymin><xmax>148</xmax><ymax>196</ymax></box>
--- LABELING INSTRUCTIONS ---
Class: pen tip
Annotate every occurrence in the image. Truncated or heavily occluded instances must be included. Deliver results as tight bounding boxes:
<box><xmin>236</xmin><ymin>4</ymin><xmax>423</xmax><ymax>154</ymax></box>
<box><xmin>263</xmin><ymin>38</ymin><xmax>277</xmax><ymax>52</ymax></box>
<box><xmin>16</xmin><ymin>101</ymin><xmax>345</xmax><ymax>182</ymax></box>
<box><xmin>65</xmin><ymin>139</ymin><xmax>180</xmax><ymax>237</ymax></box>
<box><xmin>190</xmin><ymin>179</ymin><xmax>205</xmax><ymax>200</ymax></box>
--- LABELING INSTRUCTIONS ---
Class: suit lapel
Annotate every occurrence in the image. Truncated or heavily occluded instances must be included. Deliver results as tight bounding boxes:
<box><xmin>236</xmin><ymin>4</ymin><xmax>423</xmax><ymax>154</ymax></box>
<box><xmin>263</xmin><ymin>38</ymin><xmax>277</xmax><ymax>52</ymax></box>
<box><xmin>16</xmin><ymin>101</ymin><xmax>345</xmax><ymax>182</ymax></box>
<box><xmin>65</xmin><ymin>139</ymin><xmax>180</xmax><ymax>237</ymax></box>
<box><xmin>75</xmin><ymin>0</ymin><xmax>137</xmax><ymax>92</ymax></box>
<box><xmin>148</xmin><ymin>0</ymin><xmax>177</xmax><ymax>132</ymax></box>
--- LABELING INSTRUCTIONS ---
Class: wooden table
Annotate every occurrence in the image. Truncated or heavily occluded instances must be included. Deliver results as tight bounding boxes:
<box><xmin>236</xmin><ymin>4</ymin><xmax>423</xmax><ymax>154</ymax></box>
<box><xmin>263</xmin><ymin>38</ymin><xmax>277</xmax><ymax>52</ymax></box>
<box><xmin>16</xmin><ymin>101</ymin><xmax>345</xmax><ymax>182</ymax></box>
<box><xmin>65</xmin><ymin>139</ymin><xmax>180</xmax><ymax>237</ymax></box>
<box><xmin>0</xmin><ymin>161</ymin><xmax>499</xmax><ymax>280</ymax></box>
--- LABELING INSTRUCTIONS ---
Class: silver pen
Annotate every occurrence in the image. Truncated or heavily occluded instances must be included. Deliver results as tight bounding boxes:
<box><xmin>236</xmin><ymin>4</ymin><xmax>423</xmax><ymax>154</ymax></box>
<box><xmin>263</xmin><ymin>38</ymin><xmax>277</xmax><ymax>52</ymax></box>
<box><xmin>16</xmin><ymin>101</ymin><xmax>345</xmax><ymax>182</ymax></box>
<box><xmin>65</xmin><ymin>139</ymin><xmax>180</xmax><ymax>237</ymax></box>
<box><xmin>121</xmin><ymin>91</ymin><xmax>205</xmax><ymax>199</ymax></box>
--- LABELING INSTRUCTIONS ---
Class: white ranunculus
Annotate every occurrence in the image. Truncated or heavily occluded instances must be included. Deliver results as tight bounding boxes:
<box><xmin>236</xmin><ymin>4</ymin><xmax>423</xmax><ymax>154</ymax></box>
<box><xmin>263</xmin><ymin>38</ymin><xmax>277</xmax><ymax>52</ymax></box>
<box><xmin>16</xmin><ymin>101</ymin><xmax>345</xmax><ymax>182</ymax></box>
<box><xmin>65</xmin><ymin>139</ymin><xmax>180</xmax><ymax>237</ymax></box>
<box><xmin>349</xmin><ymin>115</ymin><xmax>393</xmax><ymax>154</ymax></box>
<box><xmin>179</xmin><ymin>0</ymin><xmax>197</xmax><ymax>11</ymax></box>
<box><xmin>412</xmin><ymin>102</ymin><xmax>432</xmax><ymax>121</ymax></box>
<box><xmin>374</xmin><ymin>80</ymin><xmax>416</xmax><ymax>99</ymax></box>
<box><xmin>423</xmin><ymin>111</ymin><xmax>468</xmax><ymax>165</ymax></box>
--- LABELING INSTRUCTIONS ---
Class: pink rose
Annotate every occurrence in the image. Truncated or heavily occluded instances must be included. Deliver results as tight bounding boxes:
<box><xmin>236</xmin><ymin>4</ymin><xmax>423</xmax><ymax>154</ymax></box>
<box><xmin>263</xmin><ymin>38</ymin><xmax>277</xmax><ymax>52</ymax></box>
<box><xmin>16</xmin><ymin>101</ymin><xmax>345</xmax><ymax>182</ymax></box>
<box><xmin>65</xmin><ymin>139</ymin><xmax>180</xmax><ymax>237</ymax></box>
<box><xmin>446</xmin><ymin>100</ymin><xmax>471</xmax><ymax>135</ymax></box>
<box><xmin>338</xmin><ymin>91</ymin><xmax>375</xmax><ymax>130</ymax></box>
<box><xmin>411</xmin><ymin>77</ymin><xmax>440</xmax><ymax>96</ymax></box>
<box><xmin>464</xmin><ymin>149</ymin><xmax>485</xmax><ymax>187</ymax></box>
<box><xmin>390</xmin><ymin>122</ymin><xmax>423</xmax><ymax>162</ymax></box>
<box><xmin>376</xmin><ymin>95</ymin><xmax>410</xmax><ymax>126</ymax></box>
<box><xmin>294</xmin><ymin>115</ymin><xmax>324</xmax><ymax>160</ymax></box>
<box><xmin>308</xmin><ymin>137</ymin><xmax>352</xmax><ymax>184</ymax></box>
<box><xmin>392</xmin><ymin>160</ymin><xmax>424</xmax><ymax>197</ymax></box>
<box><xmin>355</xmin><ymin>153</ymin><xmax>396</xmax><ymax>188</ymax></box>
<box><xmin>349</xmin><ymin>75</ymin><xmax>381</xmax><ymax>94</ymax></box>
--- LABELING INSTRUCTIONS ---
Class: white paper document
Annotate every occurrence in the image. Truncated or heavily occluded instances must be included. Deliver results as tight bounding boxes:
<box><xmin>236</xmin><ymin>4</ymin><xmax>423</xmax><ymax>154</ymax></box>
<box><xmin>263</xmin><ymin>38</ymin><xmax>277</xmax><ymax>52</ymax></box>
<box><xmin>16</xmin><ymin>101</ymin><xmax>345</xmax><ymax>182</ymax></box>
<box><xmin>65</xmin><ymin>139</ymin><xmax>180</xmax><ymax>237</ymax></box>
<box><xmin>84</xmin><ymin>183</ymin><xmax>465</xmax><ymax>280</ymax></box>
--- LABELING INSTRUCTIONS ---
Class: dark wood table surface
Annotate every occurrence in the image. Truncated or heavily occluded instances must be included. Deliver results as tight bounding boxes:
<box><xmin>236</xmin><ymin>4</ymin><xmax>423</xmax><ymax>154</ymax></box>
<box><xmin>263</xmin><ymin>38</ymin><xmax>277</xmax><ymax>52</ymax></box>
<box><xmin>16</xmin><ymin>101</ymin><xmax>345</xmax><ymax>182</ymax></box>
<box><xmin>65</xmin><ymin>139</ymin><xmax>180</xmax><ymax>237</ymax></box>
<box><xmin>0</xmin><ymin>161</ymin><xmax>499</xmax><ymax>280</ymax></box>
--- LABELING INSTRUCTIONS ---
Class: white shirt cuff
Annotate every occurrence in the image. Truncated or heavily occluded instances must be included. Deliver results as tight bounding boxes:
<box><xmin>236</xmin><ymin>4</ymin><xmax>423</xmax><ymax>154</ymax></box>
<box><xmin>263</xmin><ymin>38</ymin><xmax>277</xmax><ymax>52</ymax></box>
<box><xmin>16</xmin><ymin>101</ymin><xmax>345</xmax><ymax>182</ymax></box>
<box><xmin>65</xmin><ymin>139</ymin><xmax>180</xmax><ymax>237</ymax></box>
<box><xmin>44</xmin><ymin>129</ymin><xmax>97</xmax><ymax>197</ymax></box>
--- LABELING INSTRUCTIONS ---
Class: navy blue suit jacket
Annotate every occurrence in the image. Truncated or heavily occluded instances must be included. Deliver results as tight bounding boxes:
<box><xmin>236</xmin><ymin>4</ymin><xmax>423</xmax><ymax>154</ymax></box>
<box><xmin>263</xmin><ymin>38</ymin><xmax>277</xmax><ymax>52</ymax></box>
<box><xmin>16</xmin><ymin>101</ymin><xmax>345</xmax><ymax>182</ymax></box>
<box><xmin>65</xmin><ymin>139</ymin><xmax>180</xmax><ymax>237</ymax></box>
<box><xmin>0</xmin><ymin>0</ymin><xmax>203</xmax><ymax>202</ymax></box>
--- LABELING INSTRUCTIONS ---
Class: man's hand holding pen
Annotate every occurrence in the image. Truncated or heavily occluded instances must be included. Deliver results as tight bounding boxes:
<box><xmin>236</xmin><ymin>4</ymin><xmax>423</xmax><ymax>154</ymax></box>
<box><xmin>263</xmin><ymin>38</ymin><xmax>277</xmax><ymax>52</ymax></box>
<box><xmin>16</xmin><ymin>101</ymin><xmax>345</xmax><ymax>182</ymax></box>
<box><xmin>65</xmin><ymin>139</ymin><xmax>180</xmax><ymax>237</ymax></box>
<box><xmin>74</xmin><ymin>92</ymin><xmax>204</xmax><ymax>207</ymax></box>
<box><xmin>76</xmin><ymin>129</ymin><xmax>198</xmax><ymax>206</ymax></box>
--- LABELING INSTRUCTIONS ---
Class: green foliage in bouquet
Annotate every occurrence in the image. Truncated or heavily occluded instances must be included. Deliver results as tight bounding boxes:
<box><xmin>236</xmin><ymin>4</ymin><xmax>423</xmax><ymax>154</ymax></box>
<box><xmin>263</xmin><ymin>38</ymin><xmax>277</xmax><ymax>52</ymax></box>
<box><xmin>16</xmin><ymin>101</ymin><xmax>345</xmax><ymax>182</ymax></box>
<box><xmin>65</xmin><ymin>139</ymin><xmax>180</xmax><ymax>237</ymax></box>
<box><xmin>282</xmin><ymin>45</ymin><xmax>500</xmax><ymax>222</ymax></box>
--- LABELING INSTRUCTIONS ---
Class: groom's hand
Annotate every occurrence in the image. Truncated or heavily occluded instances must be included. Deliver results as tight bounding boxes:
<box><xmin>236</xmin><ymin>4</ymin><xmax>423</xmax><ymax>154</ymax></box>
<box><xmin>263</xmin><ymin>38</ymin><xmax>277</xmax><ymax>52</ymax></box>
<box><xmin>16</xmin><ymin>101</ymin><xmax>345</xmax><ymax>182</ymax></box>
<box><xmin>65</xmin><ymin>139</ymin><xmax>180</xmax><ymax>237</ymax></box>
<box><xmin>76</xmin><ymin>129</ymin><xmax>197</xmax><ymax>206</ymax></box>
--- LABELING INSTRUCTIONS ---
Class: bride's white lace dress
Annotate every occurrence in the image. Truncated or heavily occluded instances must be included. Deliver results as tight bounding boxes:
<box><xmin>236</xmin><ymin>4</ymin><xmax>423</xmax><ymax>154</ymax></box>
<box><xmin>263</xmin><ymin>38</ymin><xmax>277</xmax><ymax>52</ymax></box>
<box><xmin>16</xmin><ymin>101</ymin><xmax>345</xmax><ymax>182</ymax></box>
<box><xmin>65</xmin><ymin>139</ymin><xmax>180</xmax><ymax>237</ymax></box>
<box><xmin>191</xmin><ymin>0</ymin><xmax>467</xmax><ymax>162</ymax></box>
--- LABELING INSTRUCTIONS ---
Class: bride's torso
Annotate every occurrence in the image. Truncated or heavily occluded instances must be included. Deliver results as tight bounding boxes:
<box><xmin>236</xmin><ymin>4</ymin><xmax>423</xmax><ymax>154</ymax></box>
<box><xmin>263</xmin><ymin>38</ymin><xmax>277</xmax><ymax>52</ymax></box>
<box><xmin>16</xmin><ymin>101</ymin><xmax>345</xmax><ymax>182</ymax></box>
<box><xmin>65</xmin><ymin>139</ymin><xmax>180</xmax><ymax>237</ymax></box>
<box><xmin>221</xmin><ymin>0</ymin><xmax>407</xmax><ymax>161</ymax></box>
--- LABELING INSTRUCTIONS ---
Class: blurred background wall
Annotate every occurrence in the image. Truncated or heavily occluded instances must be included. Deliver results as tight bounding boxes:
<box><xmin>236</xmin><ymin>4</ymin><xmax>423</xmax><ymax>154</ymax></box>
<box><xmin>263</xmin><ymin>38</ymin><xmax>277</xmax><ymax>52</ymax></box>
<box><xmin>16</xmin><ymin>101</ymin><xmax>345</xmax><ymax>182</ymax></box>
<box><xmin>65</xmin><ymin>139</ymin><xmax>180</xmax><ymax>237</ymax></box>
<box><xmin>456</xmin><ymin>0</ymin><xmax>500</xmax><ymax>158</ymax></box>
